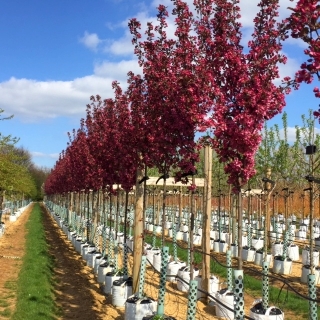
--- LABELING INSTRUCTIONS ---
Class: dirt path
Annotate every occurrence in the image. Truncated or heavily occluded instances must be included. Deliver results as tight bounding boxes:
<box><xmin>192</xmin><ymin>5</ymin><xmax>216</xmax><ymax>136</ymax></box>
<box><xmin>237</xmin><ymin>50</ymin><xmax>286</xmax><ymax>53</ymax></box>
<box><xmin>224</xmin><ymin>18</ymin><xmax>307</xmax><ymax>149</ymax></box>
<box><xmin>0</xmin><ymin>204</ymin><xmax>33</xmax><ymax>319</ymax></box>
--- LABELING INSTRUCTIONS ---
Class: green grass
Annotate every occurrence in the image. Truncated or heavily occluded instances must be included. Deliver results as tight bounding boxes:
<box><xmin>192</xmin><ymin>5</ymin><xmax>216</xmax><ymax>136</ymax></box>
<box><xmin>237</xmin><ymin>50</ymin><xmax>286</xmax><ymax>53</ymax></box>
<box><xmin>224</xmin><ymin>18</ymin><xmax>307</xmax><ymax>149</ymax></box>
<box><xmin>145</xmin><ymin>234</ymin><xmax>319</xmax><ymax>319</ymax></box>
<box><xmin>11</xmin><ymin>203</ymin><xmax>59</xmax><ymax>320</ymax></box>
<box><xmin>0</xmin><ymin>308</ymin><xmax>11</xmax><ymax>318</ymax></box>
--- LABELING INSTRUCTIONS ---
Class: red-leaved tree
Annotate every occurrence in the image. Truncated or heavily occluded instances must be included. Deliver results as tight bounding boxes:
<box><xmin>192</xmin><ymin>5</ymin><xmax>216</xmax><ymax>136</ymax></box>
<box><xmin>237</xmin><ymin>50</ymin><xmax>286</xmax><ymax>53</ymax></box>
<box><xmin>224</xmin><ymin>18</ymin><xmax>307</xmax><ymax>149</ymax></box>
<box><xmin>195</xmin><ymin>0</ymin><xmax>290</xmax><ymax>192</ymax></box>
<box><xmin>285</xmin><ymin>0</ymin><xmax>320</xmax><ymax>118</ymax></box>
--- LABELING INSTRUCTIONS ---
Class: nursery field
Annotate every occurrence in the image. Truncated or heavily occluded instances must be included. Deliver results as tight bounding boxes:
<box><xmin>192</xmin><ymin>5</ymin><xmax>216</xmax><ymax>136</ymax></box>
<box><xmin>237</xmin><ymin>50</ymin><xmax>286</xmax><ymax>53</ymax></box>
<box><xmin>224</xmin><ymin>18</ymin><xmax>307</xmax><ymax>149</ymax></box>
<box><xmin>0</xmin><ymin>203</ymin><xmax>318</xmax><ymax>319</ymax></box>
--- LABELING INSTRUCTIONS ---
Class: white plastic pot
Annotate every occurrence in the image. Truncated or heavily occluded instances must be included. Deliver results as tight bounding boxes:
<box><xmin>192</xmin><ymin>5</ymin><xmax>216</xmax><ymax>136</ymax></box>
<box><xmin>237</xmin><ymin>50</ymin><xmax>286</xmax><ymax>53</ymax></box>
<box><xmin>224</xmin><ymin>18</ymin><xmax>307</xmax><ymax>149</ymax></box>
<box><xmin>252</xmin><ymin>237</ymin><xmax>264</xmax><ymax>250</ymax></box>
<box><xmin>269</xmin><ymin>232</ymin><xmax>277</xmax><ymax>242</ymax></box>
<box><xmin>242</xmin><ymin>235</ymin><xmax>248</xmax><ymax>247</ymax></box>
<box><xmin>249</xmin><ymin>301</ymin><xmax>284</xmax><ymax>320</ymax></box>
<box><xmin>230</xmin><ymin>244</ymin><xmax>238</xmax><ymax>258</ymax></box>
<box><xmin>145</xmin><ymin>247</ymin><xmax>161</xmax><ymax>266</ymax></box>
<box><xmin>195</xmin><ymin>275</ymin><xmax>220</xmax><ymax>300</ymax></box>
<box><xmin>125</xmin><ymin>295</ymin><xmax>157</xmax><ymax>320</ymax></box>
<box><xmin>176</xmin><ymin>266</ymin><xmax>199</xmax><ymax>292</ymax></box>
<box><xmin>97</xmin><ymin>262</ymin><xmax>114</xmax><ymax>284</ymax></box>
<box><xmin>273</xmin><ymin>257</ymin><xmax>292</xmax><ymax>275</ymax></box>
<box><xmin>166</xmin><ymin>260</ymin><xmax>186</xmax><ymax>283</ymax></box>
<box><xmin>272</xmin><ymin>242</ymin><xmax>283</xmax><ymax>257</ymax></box>
<box><xmin>242</xmin><ymin>247</ymin><xmax>256</xmax><ymax>262</ymax></box>
<box><xmin>176</xmin><ymin>231</ymin><xmax>183</xmax><ymax>240</ymax></box>
<box><xmin>300</xmin><ymin>265</ymin><xmax>320</xmax><ymax>284</ymax></box>
<box><xmin>104</xmin><ymin>271</ymin><xmax>123</xmax><ymax>295</ymax></box>
<box><xmin>219</xmin><ymin>241</ymin><xmax>228</xmax><ymax>253</ymax></box>
<box><xmin>302</xmin><ymin>248</ymin><xmax>320</xmax><ymax>266</ymax></box>
<box><xmin>112</xmin><ymin>278</ymin><xmax>133</xmax><ymax>307</ymax></box>
<box><xmin>296</xmin><ymin>230</ymin><xmax>307</xmax><ymax>240</ymax></box>
<box><xmin>153</xmin><ymin>253</ymin><xmax>171</xmax><ymax>273</ymax></box>
<box><xmin>165</xmin><ymin>221</ymin><xmax>172</xmax><ymax>230</ymax></box>
<box><xmin>155</xmin><ymin>225</ymin><xmax>162</xmax><ymax>234</ymax></box>
<box><xmin>183</xmin><ymin>231</ymin><xmax>189</xmax><ymax>242</ymax></box>
<box><xmin>126</xmin><ymin>237</ymin><xmax>134</xmax><ymax>252</ymax></box>
<box><xmin>254</xmin><ymin>252</ymin><xmax>272</xmax><ymax>267</ymax></box>
<box><xmin>193</xmin><ymin>234</ymin><xmax>202</xmax><ymax>246</ymax></box>
<box><xmin>213</xmin><ymin>240</ymin><xmax>220</xmax><ymax>253</ymax></box>
<box><xmin>215</xmin><ymin>289</ymin><xmax>234</xmax><ymax>320</ymax></box>
<box><xmin>287</xmin><ymin>244</ymin><xmax>299</xmax><ymax>261</ymax></box>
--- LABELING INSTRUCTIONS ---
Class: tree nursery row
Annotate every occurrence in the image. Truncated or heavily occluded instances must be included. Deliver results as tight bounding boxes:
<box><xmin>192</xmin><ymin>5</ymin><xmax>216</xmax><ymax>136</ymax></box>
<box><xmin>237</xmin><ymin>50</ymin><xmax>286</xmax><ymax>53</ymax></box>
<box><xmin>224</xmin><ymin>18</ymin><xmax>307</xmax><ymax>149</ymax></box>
<box><xmin>43</xmin><ymin>1</ymin><xmax>320</xmax><ymax>319</ymax></box>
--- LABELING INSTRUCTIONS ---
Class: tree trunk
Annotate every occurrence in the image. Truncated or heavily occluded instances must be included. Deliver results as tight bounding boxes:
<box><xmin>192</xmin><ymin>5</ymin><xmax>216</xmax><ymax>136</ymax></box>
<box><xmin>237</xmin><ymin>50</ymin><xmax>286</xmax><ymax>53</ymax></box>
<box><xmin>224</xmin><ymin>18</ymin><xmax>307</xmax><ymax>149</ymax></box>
<box><xmin>202</xmin><ymin>145</ymin><xmax>212</xmax><ymax>303</ymax></box>
<box><xmin>132</xmin><ymin>167</ymin><xmax>144</xmax><ymax>293</ymax></box>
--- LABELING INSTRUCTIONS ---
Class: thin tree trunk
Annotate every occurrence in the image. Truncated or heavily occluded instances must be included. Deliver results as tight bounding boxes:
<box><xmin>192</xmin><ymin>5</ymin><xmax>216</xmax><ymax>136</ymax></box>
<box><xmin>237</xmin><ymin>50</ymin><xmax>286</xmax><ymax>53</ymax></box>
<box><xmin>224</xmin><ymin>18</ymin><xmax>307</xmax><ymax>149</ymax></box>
<box><xmin>132</xmin><ymin>167</ymin><xmax>144</xmax><ymax>293</ymax></box>
<box><xmin>202</xmin><ymin>145</ymin><xmax>212</xmax><ymax>303</ymax></box>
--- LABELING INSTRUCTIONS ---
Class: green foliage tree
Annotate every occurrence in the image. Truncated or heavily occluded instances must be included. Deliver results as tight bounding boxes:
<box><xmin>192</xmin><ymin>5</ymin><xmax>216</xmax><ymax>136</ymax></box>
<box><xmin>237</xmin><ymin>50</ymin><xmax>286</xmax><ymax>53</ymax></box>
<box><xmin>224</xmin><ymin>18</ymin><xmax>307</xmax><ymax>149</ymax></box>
<box><xmin>28</xmin><ymin>165</ymin><xmax>50</xmax><ymax>200</ymax></box>
<box><xmin>0</xmin><ymin>109</ymin><xmax>49</xmax><ymax>205</ymax></box>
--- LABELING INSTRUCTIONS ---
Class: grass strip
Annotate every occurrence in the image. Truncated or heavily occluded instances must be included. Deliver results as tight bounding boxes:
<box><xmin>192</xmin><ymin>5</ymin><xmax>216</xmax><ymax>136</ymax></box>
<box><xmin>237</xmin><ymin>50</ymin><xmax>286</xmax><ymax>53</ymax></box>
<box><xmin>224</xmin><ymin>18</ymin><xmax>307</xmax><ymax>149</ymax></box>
<box><xmin>11</xmin><ymin>203</ymin><xmax>58</xmax><ymax>320</ymax></box>
<box><xmin>145</xmin><ymin>234</ymin><xmax>319</xmax><ymax>318</ymax></box>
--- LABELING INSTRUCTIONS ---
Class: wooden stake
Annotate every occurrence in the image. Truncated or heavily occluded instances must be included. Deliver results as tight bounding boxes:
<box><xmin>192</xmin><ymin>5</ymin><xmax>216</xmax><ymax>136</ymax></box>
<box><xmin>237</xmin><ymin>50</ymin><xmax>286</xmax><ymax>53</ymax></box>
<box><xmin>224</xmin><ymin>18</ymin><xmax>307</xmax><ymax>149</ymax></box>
<box><xmin>132</xmin><ymin>166</ymin><xmax>144</xmax><ymax>293</ymax></box>
<box><xmin>202</xmin><ymin>144</ymin><xmax>212</xmax><ymax>303</ymax></box>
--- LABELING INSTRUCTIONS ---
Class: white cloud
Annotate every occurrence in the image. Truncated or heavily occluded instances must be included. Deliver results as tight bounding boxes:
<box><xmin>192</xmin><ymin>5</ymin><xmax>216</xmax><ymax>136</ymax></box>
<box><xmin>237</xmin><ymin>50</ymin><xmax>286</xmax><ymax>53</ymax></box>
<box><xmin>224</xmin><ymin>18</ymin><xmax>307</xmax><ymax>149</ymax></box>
<box><xmin>0</xmin><ymin>57</ymin><xmax>142</xmax><ymax>122</ymax></box>
<box><xmin>274</xmin><ymin>53</ymin><xmax>300</xmax><ymax>85</ymax></box>
<box><xmin>31</xmin><ymin>151</ymin><xmax>59</xmax><ymax>159</ymax></box>
<box><xmin>94</xmin><ymin>60</ymin><xmax>141</xmax><ymax>79</ymax></box>
<box><xmin>0</xmin><ymin>76</ymin><xmax>116</xmax><ymax>122</ymax></box>
<box><xmin>103</xmin><ymin>11</ymin><xmax>160</xmax><ymax>56</ymax></box>
<box><xmin>278</xmin><ymin>127</ymin><xmax>320</xmax><ymax>143</ymax></box>
<box><xmin>102</xmin><ymin>0</ymin><xmax>301</xmax><ymax>58</ymax></box>
<box><xmin>279</xmin><ymin>126</ymin><xmax>298</xmax><ymax>143</ymax></box>
<box><xmin>79</xmin><ymin>31</ymin><xmax>101</xmax><ymax>51</ymax></box>
<box><xmin>239</xmin><ymin>0</ymin><xmax>298</xmax><ymax>28</ymax></box>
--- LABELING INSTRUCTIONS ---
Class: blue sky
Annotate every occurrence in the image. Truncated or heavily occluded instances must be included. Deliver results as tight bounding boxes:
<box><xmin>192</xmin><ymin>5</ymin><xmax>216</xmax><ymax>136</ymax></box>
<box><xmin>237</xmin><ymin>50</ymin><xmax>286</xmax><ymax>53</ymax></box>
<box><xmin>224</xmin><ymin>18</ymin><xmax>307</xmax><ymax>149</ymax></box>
<box><xmin>0</xmin><ymin>0</ymin><xmax>318</xmax><ymax>168</ymax></box>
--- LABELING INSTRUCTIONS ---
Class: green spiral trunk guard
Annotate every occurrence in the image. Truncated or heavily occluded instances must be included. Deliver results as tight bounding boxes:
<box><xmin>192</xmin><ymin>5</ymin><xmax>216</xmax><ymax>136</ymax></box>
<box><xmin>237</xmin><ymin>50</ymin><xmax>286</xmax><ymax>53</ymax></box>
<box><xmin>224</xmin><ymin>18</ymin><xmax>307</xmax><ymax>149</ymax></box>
<box><xmin>275</xmin><ymin>221</ymin><xmax>279</xmax><ymax>242</ymax></box>
<box><xmin>247</xmin><ymin>224</ymin><xmax>252</xmax><ymax>248</ymax></box>
<box><xmin>186</xmin><ymin>208</ymin><xmax>191</xmax><ymax>268</ymax></box>
<box><xmin>72</xmin><ymin>212</ymin><xmax>77</xmax><ymax>232</ymax></box>
<box><xmin>113</xmin><ymin>240</ymin><xmax>118</xmax><ymax>270</ymax></box>
<box><xmin>156</xmin><ymin>246</ymin><xmax>169</xmax><ymax>316</ymax></box>
<box><xmin>262</xmin><ymin>261</ymin><xmax>269</xmax><ymax>310</ymax></box>
<box><xmin>107</xmin><ymin>230</ymin><xmax>113</xmax><ymax>260</ymax></box>
<box><xmin>227</xmin><ymin>250</ymin><xmax>233</xmax><ymax>291</ymax></box>
<box><xmin>272</xmin><ymin>217</ymin><xmax>276</xmax><ymax>235</ymax></box>
<box><xmin>308</xmin><ymin>274</ymin><xmax>318</xmax><ymax>320</ymax></box>
<box><xmin>123</xmin><ymin>243</ymin><xmax>128</xmax><ymax>280</ymax></box>
<box><xmin>138</xmin><ymin>256</ymin><xmax>147</xmax><ymax>298</ymax></box>
<box><xmin>283</xmin><ymin>230</ymin><xmax>289</xmax><ymax>259</ymax></box>
<box><xmin>235</xmin><ymin>222</ymin><xmax>238</xmax><ymax>246</ymax></box>
<box><xmin>80</xmin><ymin>217</ymin><xmax>85</xmax><ymax>239</ymax></box>
<box><xmin>234</xmin><ymin>269</ymin><xmax>244</xmax><ymax>320</ymax></box>
<box><xmin>152</xmin><ymin>224</ymin><xmax>156</xmax><ymax>248</ymax></box>
<box><xmin>94</xmin><ymin>225</ymin><xmax>99</xmax><ymax>250</ymax></box>
<box><xmin>102</xmin><ymin>226</ymin><xmax>107</xmax><ymax>256</ymax></box>
<box><xmin>186</xmin><ymin>280</ymin><xmax>198</xmax><ymax>320</ymax></box>
<box><xmin>172</xmin><ymin>215</ymin><xmax>177</xmax><ymax>262</ymax></box>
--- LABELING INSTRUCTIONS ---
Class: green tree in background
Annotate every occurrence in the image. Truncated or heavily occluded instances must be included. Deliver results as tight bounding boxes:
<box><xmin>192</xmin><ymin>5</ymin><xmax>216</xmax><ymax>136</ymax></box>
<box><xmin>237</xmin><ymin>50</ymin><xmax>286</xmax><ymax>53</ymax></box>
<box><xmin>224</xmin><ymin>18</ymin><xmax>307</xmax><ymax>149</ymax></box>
<box><xmin>0</xmin><ymin>110</ymin><xmax>50</xmax><ymax>204</ymax></box>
